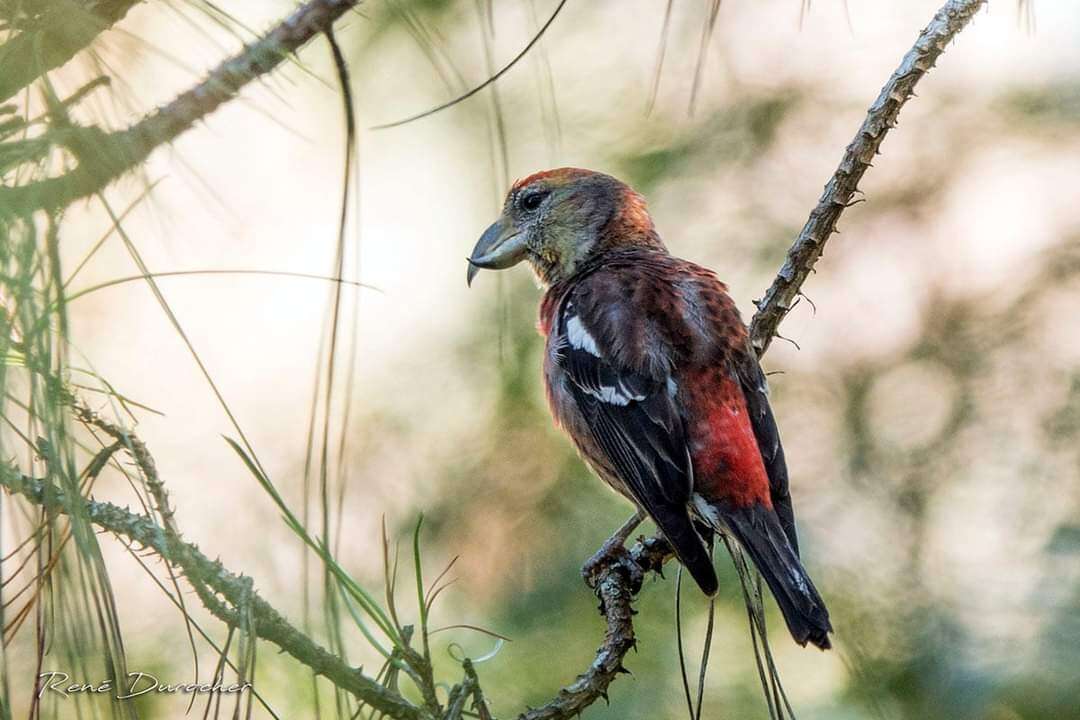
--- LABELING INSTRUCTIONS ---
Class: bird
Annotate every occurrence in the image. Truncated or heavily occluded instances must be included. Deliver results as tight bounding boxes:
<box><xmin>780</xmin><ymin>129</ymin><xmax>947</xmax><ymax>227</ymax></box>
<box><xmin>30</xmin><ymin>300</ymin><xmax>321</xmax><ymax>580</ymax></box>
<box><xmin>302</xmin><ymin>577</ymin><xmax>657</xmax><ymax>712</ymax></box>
<box><xmin>466</xmin><ymin>167</ymin><xmax>832</xmax><ymax>650</ymax></box>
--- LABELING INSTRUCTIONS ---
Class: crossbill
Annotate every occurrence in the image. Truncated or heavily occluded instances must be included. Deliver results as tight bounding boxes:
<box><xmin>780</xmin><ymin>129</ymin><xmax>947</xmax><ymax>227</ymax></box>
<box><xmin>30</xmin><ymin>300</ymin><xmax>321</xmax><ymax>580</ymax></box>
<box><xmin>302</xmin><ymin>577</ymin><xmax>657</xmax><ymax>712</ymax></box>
<box><xmin>467</xmin><ymin>168</ymin><xmax>831</xmax><ymax>649</ymax></box>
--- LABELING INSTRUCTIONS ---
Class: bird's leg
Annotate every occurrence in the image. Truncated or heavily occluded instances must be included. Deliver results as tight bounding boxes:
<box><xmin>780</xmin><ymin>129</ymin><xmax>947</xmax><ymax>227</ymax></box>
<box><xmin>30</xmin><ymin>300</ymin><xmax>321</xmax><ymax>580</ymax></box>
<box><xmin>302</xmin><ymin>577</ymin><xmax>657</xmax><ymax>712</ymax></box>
<box><xmin>582</xmin><ymin>511</ymin><xmax>645</xmax><ymax>595</ymax></box>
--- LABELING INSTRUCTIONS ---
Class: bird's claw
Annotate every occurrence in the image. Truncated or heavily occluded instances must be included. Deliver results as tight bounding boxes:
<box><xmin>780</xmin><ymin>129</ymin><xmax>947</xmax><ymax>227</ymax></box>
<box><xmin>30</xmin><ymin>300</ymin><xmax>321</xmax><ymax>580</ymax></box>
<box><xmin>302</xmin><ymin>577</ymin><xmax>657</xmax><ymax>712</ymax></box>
<box><xmin>580</xmin><ymin>513</ymin><xmax>647</xmax><ymax>617</ymax></box>
<box><xmin>582</xmin><ymin>541</ymin><xmax>643</xmax><ymax>591</ymax></box>
<box><xmin>582</xmin><ymin>511</ymin><xmax>645</xmax><ymax>585</ymax></box>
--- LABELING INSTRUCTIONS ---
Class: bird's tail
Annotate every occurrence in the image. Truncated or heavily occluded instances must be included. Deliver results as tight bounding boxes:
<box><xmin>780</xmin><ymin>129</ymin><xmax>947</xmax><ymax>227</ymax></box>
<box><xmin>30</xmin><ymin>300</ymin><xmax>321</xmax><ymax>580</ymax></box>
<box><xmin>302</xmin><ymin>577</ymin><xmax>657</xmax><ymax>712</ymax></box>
<box><xmin>725</xmin><ymin>536</ymin><xmax>795</xmax><ymax>720</ymax></box>
<box><xmin>716</xmin><ymin>503</ymin><xmax>832</xmax><ymax>650</ymax></box>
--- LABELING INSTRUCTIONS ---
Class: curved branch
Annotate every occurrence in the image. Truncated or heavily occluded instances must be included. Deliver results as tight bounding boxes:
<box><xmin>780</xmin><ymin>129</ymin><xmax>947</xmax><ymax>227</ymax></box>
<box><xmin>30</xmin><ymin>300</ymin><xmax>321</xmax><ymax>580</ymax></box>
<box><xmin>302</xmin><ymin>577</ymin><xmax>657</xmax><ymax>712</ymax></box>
<box><xmin>748</xmin><ymin>0</ymin><xmax>987</xmax><ymax>356</ymax></box>
<box><xmin>520</xmin><ymin>0</ymin><xmax>987</xmax><ymax>717</ymax></box>
<box><xmin>0</xmin><ymin>465</ymin><xmax>428</xmax><ymax>720</ymax></box>
<box><xmin>519</xmin><ymin>534</ymin><xmax>671</xmax><ymax>720</ymax></box>
<box><xmin>0</xmin><ymin>0</ymin><xmax>361</xmax><ymax>215</ymax></box>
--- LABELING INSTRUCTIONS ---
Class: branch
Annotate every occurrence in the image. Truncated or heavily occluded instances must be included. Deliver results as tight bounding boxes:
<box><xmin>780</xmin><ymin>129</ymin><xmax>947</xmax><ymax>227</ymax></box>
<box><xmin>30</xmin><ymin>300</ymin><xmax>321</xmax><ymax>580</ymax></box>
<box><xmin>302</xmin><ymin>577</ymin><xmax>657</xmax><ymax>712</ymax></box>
<box><xmin>519</xmin><ymin>534</ymin><xmax>671</xmax><ymax>720</ymax></box>
<box><xmin>0</xmin><ymin>0</ymin><xmax>360</xmax><ymax>215</ymax></box>
<box><xmin>0</xmin><ymin>465</ymin><xmax>428</xmax><ymax>720</ymax></box>
<box><xmin>521</xmin><ymin>0</ymin><xmax>987</xmax><ymax>717</ymax></box>
<box><xmin>748</xmin><ymin>0</ymin><xmax>987</xmax><ymax>356</ymax></box>
<box><xmin>0</xmin><ymin>0</ymin><xmax>143</xmax><ymax>104</ymax></box>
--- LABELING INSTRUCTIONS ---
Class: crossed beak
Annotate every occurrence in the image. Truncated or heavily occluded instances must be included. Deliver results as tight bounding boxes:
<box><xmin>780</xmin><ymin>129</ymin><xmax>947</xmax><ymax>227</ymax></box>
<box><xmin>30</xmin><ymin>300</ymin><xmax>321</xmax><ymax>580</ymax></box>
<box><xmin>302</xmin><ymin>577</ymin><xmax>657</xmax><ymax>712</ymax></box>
<box><xmin>466</xmin><ymin>218</ymin><xmax>528</xmax><ymax>286</ymax></box>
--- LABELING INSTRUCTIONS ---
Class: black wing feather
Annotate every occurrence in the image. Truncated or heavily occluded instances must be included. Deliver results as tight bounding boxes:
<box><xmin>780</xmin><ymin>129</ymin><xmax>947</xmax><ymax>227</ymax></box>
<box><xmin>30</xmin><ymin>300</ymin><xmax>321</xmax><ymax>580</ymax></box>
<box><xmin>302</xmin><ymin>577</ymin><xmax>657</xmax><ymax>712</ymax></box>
<box><xmin>737</xmin><ymin>358</ymin><xmax>798</xmax><ymax>556</ymax></box>
<box><xmin>556</xmin><ymin>308</ymin><xmax>718</xmax><ymax>595</ymax></box>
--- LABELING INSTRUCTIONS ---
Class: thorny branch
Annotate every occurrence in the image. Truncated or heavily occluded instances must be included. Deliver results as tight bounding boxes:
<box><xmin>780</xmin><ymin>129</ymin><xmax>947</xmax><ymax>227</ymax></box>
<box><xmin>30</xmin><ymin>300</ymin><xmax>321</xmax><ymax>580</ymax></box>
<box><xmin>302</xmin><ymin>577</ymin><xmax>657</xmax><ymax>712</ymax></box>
<box><xmin>520</xmin><ymin>1</ymin><xmax>988</xmax><ymax>718</ymax></box>
<box><xmin>0</xmin><ymin>460</ymin><xmax>429</xmax><ymax>720</ymax></box>
<box><xmin>0</xmin><ymin>0</ymin><xmax>362</xmax><ymax>215</ymax></box>
<box><xmin>748</xmin><ymin>0</ymin><xmax>988</xmax><ymax>356</ymax></box>
<box><xmin>0</xmin><ymin>0</ymin><xmax>988</xmax><ymax>718</ymax></box>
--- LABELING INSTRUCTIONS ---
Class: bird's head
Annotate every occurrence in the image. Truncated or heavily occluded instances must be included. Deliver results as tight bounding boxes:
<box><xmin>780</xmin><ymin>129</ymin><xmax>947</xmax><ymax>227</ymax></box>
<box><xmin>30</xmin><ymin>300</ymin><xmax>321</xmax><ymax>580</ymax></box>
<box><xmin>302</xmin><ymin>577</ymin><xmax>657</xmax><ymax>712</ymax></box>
<box><xmin>467</xmin><ymin>168</ymin><xmax>663</xmax><ymax>287</ymax></box>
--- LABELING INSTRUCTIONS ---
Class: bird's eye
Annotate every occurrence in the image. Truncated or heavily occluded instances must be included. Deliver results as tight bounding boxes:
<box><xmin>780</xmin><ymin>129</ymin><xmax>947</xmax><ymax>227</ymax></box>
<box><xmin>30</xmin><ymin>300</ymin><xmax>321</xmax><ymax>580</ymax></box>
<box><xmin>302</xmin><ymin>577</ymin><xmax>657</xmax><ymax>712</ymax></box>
<box><xmin>521</xmin><ymin>192</ymin><xmax>545</xmax><ymax>212</ymax></box>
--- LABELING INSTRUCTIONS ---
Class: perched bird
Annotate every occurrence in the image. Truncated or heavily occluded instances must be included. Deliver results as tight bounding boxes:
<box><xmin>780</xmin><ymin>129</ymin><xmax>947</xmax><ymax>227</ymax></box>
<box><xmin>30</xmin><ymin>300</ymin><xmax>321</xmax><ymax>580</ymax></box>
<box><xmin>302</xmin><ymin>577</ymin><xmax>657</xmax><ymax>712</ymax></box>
<box><xmin>467</xmin><ymin>168</ymin><xmax>832</xmax><ymax>650</ymax></box>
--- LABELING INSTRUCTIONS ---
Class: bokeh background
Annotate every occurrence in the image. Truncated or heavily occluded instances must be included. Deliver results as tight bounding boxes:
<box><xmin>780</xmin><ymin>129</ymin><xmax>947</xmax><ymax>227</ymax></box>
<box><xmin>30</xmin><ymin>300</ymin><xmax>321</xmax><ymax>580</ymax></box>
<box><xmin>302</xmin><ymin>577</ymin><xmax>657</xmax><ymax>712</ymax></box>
<box><xmin>4</xmin><ymin>0</ymin><xmax>1080</xmax><ymax>718</ymax></box>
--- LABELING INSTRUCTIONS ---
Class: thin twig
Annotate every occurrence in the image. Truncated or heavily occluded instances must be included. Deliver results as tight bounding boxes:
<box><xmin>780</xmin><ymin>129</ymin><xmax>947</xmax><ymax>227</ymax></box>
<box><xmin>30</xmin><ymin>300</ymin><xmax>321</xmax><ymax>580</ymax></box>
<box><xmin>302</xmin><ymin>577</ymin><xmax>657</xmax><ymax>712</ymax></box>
<box><xmin>370</xmin><ymin>0</ymin><xmax>569</xmax><ymax>130</ymax></box>
<box><xmin>748</xmin><ymin>0</ymin><xmax>988</xmax><ymax>356</ymax></box>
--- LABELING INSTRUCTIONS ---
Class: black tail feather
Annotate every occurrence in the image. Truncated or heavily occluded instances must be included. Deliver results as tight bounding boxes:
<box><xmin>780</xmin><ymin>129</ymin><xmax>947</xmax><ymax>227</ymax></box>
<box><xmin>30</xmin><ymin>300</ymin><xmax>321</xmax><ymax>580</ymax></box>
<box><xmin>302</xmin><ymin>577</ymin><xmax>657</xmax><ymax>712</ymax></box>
<box><xmin>719</xmin><ymin>503</ymin><xmax>832</xmax><ymax>650</ymax></box>
<box><xmin>726</xmin><ymin>537</ymin><xmax>797</xmax><ymax>720</ymax></box>
<box><xmin>659</xmin><ymin>510</ymin><xmax>719</xmax><ymax>597</ymax></box>
<box><xmin>669</xmin><ymin>520</ymin><xmax>721</xmax><ymax>600</ymax></box>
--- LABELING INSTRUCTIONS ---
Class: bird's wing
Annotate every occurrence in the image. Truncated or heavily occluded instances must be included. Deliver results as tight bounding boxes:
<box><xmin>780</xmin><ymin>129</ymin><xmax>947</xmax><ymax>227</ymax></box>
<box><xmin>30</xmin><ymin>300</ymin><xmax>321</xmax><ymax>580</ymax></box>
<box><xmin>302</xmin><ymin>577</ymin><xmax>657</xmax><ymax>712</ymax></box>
<box><xmin>553</xmin><ymin>292</ymin><xmax>718</xmax><ymax>595</ymax></box>
<box><xmin>735</xmin><ymin>353</ymin><xmax>799</xmax><ymax>556</ymax></box>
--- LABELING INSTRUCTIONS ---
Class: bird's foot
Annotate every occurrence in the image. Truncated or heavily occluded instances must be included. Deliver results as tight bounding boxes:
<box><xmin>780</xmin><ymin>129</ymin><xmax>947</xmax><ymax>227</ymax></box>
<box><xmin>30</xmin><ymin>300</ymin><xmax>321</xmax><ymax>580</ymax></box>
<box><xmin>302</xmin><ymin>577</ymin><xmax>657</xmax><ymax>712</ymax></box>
<box><xmin>582</xmin><ymin>511</ymin><xmax>645</xmax><ymax>597</ymax></box>
<box><xmin>582</xmin><ymin>542</ymin><xmax>643</xmax><ymax>596</ymax></box>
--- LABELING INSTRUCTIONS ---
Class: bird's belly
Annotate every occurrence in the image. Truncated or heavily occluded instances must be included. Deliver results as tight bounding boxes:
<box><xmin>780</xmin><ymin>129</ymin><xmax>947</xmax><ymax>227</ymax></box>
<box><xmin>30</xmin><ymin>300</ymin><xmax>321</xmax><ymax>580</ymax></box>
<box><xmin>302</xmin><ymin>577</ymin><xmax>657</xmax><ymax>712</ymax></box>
<box><xmin>543</xmin><ymin>360</ymin><xmax>638</xmax><ymax>504</ymax></box>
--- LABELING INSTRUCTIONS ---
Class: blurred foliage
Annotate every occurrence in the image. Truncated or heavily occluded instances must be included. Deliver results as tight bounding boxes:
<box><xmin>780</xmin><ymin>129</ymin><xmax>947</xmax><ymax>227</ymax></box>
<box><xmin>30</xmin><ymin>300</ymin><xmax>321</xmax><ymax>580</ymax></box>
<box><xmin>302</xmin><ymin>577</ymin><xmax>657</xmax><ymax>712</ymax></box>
<box><xmin>619</xmin><ymin>93</ymin><xmax>801</xmax><ymax>195</ymax></box>
<box><xmin>2</xmin><ymin>1</ymin><xmax>1080</xmax><ymax>720</ymax></box>
<box><xmin>1000</xmin><ymin>78</ymin><xmax>1080</xmax><ymax>124</ymax></box>
<box><xmin>390</xmin><ymin>74</ymin><xmax>1080</xmax><ymax>720</ymax></box>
